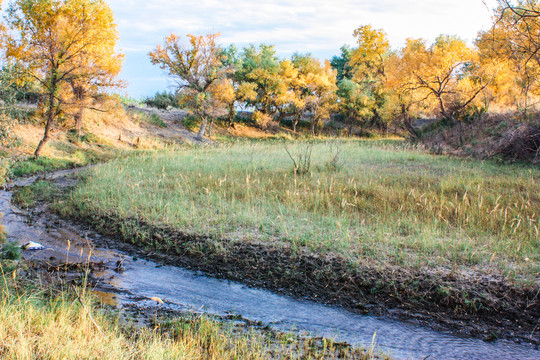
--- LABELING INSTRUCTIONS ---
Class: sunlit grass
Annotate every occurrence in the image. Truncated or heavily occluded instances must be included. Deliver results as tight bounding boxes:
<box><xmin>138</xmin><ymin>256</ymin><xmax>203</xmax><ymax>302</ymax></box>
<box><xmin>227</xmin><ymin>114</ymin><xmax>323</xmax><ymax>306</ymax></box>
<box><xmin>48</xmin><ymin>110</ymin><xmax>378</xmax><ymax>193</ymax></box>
<box><xmin>63</xmin><ymin>139</ymin><xmax>539</xmax><ymax>281</ymax></box>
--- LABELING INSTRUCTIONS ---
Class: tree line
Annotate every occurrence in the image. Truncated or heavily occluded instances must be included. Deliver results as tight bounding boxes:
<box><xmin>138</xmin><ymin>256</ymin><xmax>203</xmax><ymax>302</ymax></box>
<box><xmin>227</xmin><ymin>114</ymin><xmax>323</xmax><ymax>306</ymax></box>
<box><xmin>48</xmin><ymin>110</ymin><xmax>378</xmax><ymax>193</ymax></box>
<box><xmin>150</xmin><ymin>1</ymin><xmax>540</xmax><ymax>141</ymax></box>
<box><xmin>2</xmin><ymin>0</ymin><xmax>540</xmax><ymax>156</ymax></box>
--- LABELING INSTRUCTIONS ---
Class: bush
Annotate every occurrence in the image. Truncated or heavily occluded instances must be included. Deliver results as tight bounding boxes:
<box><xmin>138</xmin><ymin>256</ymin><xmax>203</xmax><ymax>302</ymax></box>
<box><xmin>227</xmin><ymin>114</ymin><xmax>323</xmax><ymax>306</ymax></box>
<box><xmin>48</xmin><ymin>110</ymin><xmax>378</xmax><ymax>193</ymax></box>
<box><xmin>183</xmin><ymin>115</ymin><xmax>199</xmax><ymax>130</ymax></box>
<box><xmin>252</xmin><ymin>111</ymin><xmax>272</xmax><ymax>129</ymax></box>
<box><xmin>143</xmin><ymin>91</ymin><xmax>180</xmax><ymax>110</ymax></box>
<box><xmin>1</xmin><ymin>241</ymin><xmax>21</xmax><ymax>260</ymax></box>
<box><xmin>496</xmin><ymin>124</ymin><xmax>540</xmax><ymax>162</ymax></box>
<box><xmin>147</xmin><ymin>113</ymin><xmax>167</xmax><ymax>128</ymax></box>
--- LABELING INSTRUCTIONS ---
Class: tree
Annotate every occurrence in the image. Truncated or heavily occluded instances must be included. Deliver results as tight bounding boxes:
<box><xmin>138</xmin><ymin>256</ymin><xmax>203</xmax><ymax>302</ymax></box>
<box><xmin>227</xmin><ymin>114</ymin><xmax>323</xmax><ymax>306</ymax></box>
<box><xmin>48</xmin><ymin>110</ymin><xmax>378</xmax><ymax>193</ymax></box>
<box><xmin>383</xmin><ymin>39</ymin><xmax>433</xmax><ymax>138</ymax></box>
<box><xmin>291</xmin><ymin>54</ymin><xmax>337</xmax><ymax>134</ymax></box>
<box><xmin>478</xmin><ymin>0</ymin><xmax>540</xmax><ymax>119</ymax></box>
<box><xmin>330</xmin><ymin>45</ymin><xmax>354</xmax><ymax>82</ymax></box>
<box><xmin>4</xmin><ymin>0</ymin><xmax>123</xmax><ymax>158</ymax></box>
<box><xmin>149</xmin><ymin>33</ymin><xmax>227</xmax><ymax>140</ymax></box>
<box><xmin>495</xmin><ymin>1</ymin><xmax>540</xmax><ymax>65</ymax></box>
<box><xmin>236</xmin><ymin>44</ymin><xmax>286</xmax><ymax>123</ymax></box>
<box><xmin>336</xmin><ymin>78</ymin><xmax>374</xmax><ymax>134</ymax></box>
<box><xmin>348</xmin><ymin>25</ymin><xmax>391</xmax><ymax>131</ymax></box>
<box><xmin>400</xmin><ymin>35</ymin><xmax>490</xmax><ymax>142</ymax></box>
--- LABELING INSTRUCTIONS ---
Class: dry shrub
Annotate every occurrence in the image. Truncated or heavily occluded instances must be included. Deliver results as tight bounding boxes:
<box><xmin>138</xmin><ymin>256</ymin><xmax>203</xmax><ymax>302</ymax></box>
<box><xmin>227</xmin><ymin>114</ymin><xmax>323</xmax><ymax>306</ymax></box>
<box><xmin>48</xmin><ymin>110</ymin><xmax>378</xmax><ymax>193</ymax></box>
<box><xmin>421</xmin><ymin>112</ymin><xmax>540</xmax><ymax>163</ymax></box>
<box><xmin>495</xmin><ymin>124</ymin><xmax>540</xmax><ymax>162</ymax></box>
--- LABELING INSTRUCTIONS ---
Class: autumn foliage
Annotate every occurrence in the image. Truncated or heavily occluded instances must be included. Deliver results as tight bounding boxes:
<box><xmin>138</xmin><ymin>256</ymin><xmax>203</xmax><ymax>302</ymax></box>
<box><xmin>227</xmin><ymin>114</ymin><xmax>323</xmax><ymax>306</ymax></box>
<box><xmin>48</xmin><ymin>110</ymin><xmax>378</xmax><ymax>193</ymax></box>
<box><xmin>0</xmin><ymin>0</ymin><xmax>539</xmax><ymax>159</ymax></box>
<box><xmin>3</xmin><ymin>0</ymin><xmax>123</xmax><ymax>158</ymax></box>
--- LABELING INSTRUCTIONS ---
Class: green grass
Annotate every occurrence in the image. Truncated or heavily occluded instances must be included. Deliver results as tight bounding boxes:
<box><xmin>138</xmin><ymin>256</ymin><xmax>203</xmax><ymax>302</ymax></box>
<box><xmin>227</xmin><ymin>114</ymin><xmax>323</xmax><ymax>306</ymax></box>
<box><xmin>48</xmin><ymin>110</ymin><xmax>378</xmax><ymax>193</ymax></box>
<box><xmin>62</xmin><ymin>139</ymin><xmax>539</xmax><ymax>282</ymax></box>
<box><xmin>12</xmin><ymin>180</ymin><xmax>58</xmax><ymax>208</ymax></box>
<box><xmin>10</xmin><ymin>157</ymin><xmax>75</xmax><ymax>178</ymax></box>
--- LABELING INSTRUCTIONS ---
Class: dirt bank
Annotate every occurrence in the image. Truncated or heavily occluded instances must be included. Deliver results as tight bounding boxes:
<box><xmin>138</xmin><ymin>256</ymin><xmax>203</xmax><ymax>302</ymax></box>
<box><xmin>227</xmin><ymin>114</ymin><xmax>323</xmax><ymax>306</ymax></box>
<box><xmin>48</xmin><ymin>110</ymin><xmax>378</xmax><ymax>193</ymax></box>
<box><xmin>63</xmin><ymin>209</ymin><xmax>539</xmax><ymax>346</ymax></box>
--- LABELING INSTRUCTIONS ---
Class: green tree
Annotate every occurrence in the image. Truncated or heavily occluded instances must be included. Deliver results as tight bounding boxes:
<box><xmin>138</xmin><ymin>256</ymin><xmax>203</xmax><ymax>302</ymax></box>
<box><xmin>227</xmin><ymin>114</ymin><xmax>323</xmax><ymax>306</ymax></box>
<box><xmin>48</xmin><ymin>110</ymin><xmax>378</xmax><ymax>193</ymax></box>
<box><xmin>236</xmin><ymin>44</ymin><xmax>286</xmax><ymax>123</ymax></box>
<box><xmin>330</xmin><ymin>45</ymin><xmax>354</xmax><ymax>82</ymax></box>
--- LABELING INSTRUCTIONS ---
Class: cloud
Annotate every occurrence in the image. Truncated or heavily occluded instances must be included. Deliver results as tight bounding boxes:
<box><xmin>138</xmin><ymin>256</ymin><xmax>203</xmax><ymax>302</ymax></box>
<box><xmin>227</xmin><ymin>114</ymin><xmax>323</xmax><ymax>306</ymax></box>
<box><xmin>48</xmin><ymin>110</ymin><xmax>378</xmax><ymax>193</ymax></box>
<box><xmin>108</xmin><ymin>0</ymin><xmax>499</xmax><ymax>97</ymax></box>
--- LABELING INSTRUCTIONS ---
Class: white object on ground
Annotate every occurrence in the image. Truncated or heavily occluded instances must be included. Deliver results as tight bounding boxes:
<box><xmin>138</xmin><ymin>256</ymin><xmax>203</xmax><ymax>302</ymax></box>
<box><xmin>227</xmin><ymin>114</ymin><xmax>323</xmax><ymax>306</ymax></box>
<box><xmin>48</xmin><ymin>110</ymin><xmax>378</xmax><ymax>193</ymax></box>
<box><xmin>21</xmin><ymin>241</ymin><xmax>45</xmax><ymax>250</ymax></box>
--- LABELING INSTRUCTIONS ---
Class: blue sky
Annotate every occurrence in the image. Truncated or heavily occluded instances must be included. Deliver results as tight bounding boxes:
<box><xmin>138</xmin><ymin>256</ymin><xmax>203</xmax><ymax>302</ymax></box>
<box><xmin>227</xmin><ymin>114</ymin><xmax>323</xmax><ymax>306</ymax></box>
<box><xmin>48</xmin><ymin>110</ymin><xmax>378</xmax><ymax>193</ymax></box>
<box><xmin>108</xmin><ymin>0</ymin><xmax>499</xmax><ymax>98</ymax></box>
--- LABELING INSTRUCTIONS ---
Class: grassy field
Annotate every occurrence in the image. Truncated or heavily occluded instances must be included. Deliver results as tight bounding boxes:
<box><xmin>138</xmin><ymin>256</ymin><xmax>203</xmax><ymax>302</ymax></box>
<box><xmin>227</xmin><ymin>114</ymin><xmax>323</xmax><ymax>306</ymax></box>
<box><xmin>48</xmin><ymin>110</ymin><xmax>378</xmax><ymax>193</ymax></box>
<box><xmin>62</xmin><ymin>139</ymin><xmax>539</xmax><ymax>282</ymax></box>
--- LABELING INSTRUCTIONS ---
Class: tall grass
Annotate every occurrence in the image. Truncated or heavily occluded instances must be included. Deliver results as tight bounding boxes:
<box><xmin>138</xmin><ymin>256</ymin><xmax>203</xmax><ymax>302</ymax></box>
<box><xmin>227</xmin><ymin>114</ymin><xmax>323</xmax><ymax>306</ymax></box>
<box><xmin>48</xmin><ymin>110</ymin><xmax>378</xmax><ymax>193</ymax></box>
<box><xmin>63</xmin><ymin>139</ymin><xmax>539</xmax><ymax>281</ymax></box>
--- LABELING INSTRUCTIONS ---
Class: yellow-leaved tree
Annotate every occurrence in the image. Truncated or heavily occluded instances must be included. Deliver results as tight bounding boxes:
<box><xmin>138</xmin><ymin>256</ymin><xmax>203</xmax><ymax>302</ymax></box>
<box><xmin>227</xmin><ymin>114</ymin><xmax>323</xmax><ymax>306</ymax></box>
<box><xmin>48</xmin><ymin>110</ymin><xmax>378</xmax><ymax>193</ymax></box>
<box><xmin>397</xmin><ymin>35</ymin><xmax>490</xmax><ymax>143</ymax></box>
<box><xmin>149</xmin><ymin>33</ymin><xmax>227</xmax><ymax>140</ymax></box>
<box><xmin>3</xmin><ymin>0</ymin><xmax>123</xmax><ymax>158</ymax></box>
<box><xmin>291</xmin><ymin>54</ymin><xmax>337</xmax><ymax>134</ymax></box>
<box><xmin>477</xmin><ymin>0</ymin><xmax>540</xmax><ymax>119</ymax></box>
<box><xmin>340</xmin><ymin>25</ymin><xmax>390</xmax><ymax>132</ymax></box>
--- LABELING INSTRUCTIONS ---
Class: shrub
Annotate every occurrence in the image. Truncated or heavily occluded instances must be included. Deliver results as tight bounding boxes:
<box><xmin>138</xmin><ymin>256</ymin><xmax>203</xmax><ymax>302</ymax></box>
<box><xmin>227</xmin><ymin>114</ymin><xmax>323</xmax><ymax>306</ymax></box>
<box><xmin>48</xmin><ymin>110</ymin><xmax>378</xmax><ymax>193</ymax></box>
<box><xmin>496</xmin><ymin>124</ymin><xmax>540</xmax><ymax>162</ymax></box>
<box><xmin>252</xmin><ymin>111</ymin><xmax>272</xmax><ymax>129</ymax></box>
<box><xmin>143</xmin><ymin>91</ymin><xmax>180</xmax><ymax>110</ymax></box>
<box><xmin>147</xmin><ymin>113</ymin><xmax>167</xmax><ymax>128</ymax></box>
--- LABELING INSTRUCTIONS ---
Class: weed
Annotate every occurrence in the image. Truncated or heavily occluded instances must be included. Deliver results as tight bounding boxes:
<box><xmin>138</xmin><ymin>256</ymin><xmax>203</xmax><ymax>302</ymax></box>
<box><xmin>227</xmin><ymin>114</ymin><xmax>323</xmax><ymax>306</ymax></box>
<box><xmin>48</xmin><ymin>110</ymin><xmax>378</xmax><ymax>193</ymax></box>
<box><xmin>1</xmin><ymin>241</ymin><xmax>21</xmax><ymax>260</ymax></box>
<box><xmin>284</xmin><ymin>141</ymin><xmax>314</xmax><ymax>175</ymax></box>
<box><xmin>13</xmin><ymin>180</ymin><xmax>57</xmax><ymax>208</ymax></box>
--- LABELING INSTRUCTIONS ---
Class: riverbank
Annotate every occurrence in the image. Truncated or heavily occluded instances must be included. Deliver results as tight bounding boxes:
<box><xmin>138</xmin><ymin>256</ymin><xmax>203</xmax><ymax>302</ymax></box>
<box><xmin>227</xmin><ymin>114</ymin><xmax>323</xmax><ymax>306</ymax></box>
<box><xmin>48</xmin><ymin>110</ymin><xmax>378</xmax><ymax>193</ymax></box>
<box><xmin>1</xmin><ymin>170</ymin><xmax>382</xmax><ymax>360</ymax></box>
<box><xmin>4</xmin><ymin>170</ymin><xmax>540</xmax><ymax>359</ymax></box>
<box><xmin>43</xmin><ymin>140</ymin><xmax>539</xmax><ymax>345</ymax></box>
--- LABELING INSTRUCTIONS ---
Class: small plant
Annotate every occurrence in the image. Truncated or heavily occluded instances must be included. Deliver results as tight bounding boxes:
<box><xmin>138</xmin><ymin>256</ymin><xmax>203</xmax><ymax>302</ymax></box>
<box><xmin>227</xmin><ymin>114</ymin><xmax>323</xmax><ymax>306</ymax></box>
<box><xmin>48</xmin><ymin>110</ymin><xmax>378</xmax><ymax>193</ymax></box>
<box><xmin>324</xmin><ymin>139</ymin><xmax>343</xmax><ymax>172</ymax></box>
<box><xmin>13</xmin><ymin>181</ymin><xmax>57</xmax><ymax>208</ymax></box>
<box><xmin>284</xmin><ymin>141</ymin><xmax>313</xmax><ymax>175</ymax></box>
<box><xmin>143</xmin><ymin>91</ymin><xmax>180</xmax><ymax>110</ymax></box>
<box><xmin>1</xmin><ymin>240</ymin><xmax>22</xmax><ymax>260</ymax></box>
<box><xmin>148</xmin><ymin>113</ymin><xmax>167</xmax><ymax>128</ymax></box>
<box><xmin>183</xmin><ymin>115</ymin><xmax>199</xmax><ymax>130</ymax></box>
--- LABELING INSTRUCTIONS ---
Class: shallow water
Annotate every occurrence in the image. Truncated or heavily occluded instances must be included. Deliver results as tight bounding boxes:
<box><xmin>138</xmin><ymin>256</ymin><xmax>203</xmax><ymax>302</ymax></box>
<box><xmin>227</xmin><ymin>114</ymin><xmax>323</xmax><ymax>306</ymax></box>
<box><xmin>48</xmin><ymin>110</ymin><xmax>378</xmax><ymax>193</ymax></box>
<box><xmin>1</xmin><ymin>175</ymin><xmax>539</xmax><ymax>360</ymax></box>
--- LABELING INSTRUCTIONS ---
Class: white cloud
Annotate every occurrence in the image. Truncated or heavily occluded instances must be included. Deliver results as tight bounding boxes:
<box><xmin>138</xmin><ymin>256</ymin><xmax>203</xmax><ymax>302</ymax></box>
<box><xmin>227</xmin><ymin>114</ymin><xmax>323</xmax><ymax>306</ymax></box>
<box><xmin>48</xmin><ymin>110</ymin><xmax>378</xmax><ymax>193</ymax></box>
<box><xmin>108</xmin><ymin>0</ymin><xmax>500</xmax><ymax>96</ymax></box>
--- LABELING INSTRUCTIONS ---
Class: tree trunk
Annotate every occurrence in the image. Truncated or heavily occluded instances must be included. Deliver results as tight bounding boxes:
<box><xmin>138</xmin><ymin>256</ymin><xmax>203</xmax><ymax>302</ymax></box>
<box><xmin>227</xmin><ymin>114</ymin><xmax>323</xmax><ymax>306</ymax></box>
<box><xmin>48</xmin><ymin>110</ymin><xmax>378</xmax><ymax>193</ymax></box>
<box><xmin>227</xmin><ymin>103</ymin><xmax>235</xmax><ymax>127</ymax></box>
<box><xmin>292</xmin><ymin>115</ymin><xmax>300</xmax><ymax>133</ymax></box>
<box><xmin>197</xmin><ymin>117</ymin><xmax>208</xmax><ymax>140</ymax></box>
<box><xmin>456</xmin><ymin>120</ymin><xmax>464</xmax><ymax>146</ymax></box>
<box><xmin>403</xmin><ymin>119</ymin><xmax>420</xmax><ymax>139</ymax></box>
<box><xmin>207</xmin><ymin>118</ymin><xmax>214</xmax><ymax>137</ymax></box>
<box><xmin>34</xmin><ymin>117</ymin><xmax>53</xmax><ymax>159</ymax></box>
<box><xmin>74</xmin><ymin>105</ymin><xmax>84</xmax><ymax>137</ymax></box>
<box><xmin>35</xmin><ymin>77</ymin><xmax>58</xmax><ymax>159</ymax></box>
<box><xmin>71</xmin><ymin>83</ymin><xmax>86</xmax><ymax>137</ymax></box>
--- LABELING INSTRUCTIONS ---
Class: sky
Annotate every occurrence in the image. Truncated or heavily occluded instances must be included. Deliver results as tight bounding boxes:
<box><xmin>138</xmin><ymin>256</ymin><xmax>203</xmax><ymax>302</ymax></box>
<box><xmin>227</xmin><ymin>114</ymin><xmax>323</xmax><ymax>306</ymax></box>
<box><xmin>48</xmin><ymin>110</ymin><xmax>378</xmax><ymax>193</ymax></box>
<box><xmin>108</xmin><ymin>0</ymin><xmax>500</xmax><ymax>98</ymax></box>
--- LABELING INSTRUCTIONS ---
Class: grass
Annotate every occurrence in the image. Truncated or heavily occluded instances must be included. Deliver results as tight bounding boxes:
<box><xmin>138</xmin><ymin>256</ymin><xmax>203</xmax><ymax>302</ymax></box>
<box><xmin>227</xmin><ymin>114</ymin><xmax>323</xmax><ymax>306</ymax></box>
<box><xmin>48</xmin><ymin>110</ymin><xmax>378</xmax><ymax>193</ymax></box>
<box><xmin>0</xmin><ymin>265</ymin><xmax>381</xmax><ymax>359</ymax></box>
<box><xmin>10</xmin><ymin>157</ymin><xmax>77</xmax><ymax>178</ymax></box>
<box><xmin>12</xmin><ymin>180</ymin><xmax>58</xmax><ymax>208</ymax></box>
<box><xmin>61</xmin><ymin>139</ymin><xmax>539</xmax><ymax>282</ymax></box>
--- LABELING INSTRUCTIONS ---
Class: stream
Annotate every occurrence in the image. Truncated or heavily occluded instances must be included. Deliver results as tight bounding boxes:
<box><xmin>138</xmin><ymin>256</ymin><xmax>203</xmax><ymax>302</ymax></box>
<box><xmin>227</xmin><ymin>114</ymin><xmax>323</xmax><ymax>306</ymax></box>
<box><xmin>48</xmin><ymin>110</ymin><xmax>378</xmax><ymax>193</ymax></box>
<box><xmin>1</xmin><ymin>171</ymin><xmax>539</xmax><ymax>360</ymax></box>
